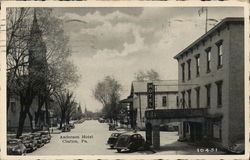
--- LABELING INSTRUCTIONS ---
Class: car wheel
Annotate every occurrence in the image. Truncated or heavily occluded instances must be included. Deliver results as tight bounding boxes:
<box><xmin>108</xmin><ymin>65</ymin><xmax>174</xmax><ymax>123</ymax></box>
<box><xmin>22</xmin><ymin>150</ymin><xmax>27</xmax><ymax>156</ymax></box>
<box><xmin>117</xmin><ymin>149</ymin><xmax>121</xmax><ymax>153</ymax></box>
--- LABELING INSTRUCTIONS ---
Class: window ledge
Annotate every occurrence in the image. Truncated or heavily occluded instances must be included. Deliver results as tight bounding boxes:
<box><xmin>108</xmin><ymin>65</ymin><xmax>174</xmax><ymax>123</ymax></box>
<box><xmin>217</xmin><ymin>65</ymin><xmax>223</xmax><ymax>69</ymax></box>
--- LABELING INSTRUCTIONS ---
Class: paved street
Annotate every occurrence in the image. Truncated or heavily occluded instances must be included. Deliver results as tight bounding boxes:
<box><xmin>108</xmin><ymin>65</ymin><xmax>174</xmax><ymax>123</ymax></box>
<box><xmin>29</xmin><ymin>120</ymin><xmax>226</xmax><ymax>155</ymax></box>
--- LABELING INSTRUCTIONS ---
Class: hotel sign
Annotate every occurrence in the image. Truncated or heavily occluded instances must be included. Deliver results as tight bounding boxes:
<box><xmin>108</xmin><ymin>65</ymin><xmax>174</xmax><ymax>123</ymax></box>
<box><xmin>147</xmin><ymin>83</ymin><xmax>155</xmax><ymax>109</ymax></box>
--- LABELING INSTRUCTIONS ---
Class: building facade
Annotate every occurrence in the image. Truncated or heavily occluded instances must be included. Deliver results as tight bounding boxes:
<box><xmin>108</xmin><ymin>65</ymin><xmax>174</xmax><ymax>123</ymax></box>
<box><xmin>130</xmin><ymin>80</ymin><xmax>178</xmax><ymax>130</ymax></box>
<box><xmin>174</xmin><ymin>17</ymin><xmax>245</xmax><ymax>149</ymax></box>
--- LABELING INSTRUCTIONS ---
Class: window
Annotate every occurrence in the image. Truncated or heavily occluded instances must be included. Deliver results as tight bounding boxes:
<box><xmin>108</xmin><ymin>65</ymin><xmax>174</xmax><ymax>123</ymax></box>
<box><xmin>205</xmin><ymin>84</ymin><xmax>211</xmax><ymax>108</ymax></box>
<box><xmin>195</xmin><ymin>87</ymin><xmax>200</xmax><ymax>108</ymax></box>
<box><xmin>206</xmin><ymin>47</ymin><xmax>211</xmax><ymax>72</ymax></box>
<box><xmin>217</xmin><ymin>40</ymin><xmax>223</xmax><ymax>68</ymax></box>
<box><xmin>176</xmin><ymin>96</ymin><xmax>179</xmax><ymax>107</ymax></box>
<box><xmin>216</xmin><ymin>81</ymin><xmax>223</xmax><ymax>107</ymax></box>
<box><xmin>181</xmin><ymin>63</ymin><xmax>185</xmax><ymax>82</ymax></box>
<box><xmin>187</xmin><ymin>90</ymin><xmax>191</xmax><ymax>108</ymax></box>
<box><xmin>187</xmin><ymin>59</ymin><xmax>191</xmax><ymax>80</ymax></box>
<box><xmin>162</xmin><ymin>96</ymin><xmax>167</xmax><ymax>107</ymax></box>
<box><xmin>181</xmin><ymin>91</ymin><xmax>185</xmax><ymax>109</ymax></box>
<box><xmin>10</xmin><ymin>102</ymin><xmax>16</xmax><ymax>113</ymax></box>
<box><xmin>195</xmin><ymin>55</ymin><xmax>200</xmax><ymax>77</ymax></box>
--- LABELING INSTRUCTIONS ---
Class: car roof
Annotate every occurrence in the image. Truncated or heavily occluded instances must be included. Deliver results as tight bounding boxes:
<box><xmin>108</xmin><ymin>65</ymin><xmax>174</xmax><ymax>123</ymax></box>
<box><xmin>119</xmin><ymin>132</ymin><xmax>142</xmax><ymax>136</ymax></box>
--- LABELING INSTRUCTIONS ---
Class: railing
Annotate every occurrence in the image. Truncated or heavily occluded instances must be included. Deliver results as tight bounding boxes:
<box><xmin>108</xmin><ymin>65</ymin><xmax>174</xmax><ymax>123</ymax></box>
<box><xmin>145</xmin><ymin>108</ymin><xmax>207</xmax><ymax>119</ymax></box>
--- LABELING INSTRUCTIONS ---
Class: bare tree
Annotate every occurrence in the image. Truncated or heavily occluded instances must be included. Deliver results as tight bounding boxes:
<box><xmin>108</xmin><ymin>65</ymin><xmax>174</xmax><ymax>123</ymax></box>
<box><xmin>6</xmin><ymin>8</ymin><xmax>80</xmax><ymax>137</ymax></box>
<box><xmin>54</xmin><ymin>90</ymin><xmax>76</xmax><ymax>129</ymax></box>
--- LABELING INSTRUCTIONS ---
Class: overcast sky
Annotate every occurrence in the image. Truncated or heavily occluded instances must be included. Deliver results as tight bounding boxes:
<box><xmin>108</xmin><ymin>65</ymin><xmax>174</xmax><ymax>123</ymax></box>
<box><xmin>53</xmin><ymin>7</ymin><xmax>243</xmax><ymax>112</ymax></box>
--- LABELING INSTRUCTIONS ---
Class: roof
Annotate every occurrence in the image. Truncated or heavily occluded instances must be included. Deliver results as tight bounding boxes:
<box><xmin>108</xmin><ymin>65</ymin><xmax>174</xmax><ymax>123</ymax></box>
<box><xmin>131</xmin><ymin>80</ymin><xmax>178</xmax><ymax>94</ymax></box>
<box><xmin>174</xmin><ymin>17</ymin><xmax>244</xmax><ymax>59</ymax></box>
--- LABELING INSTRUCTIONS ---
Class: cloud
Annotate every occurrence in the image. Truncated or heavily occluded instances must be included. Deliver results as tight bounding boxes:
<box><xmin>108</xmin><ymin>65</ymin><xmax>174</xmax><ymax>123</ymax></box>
<box><xmin>60</xmin><ymin>7</ymin><xmax>244</xmax><ymax>112</ymax></box>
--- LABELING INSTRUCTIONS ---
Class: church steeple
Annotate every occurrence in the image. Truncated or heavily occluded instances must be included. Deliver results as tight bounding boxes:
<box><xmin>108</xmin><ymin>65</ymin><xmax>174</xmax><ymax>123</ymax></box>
<box><xmin>28</xmin><ymin>8</ymin><xmax>48</xmax><ymax>94</ymax></box>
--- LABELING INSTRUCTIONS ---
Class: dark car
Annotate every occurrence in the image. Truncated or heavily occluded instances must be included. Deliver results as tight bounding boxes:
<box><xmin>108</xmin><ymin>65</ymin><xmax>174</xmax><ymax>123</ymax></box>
<box><xmin>69</xmin><ymin>123</ymin><xmax>75</xmax><ymax>129</ymax></box>
<box><xmin>114</xmin><ymin>133</ymin><xmax>145</xmax><ymax>153</ymax></box>
<box><xmin>227</xmin><ymin>140</ymin><xmax>244</xmax><ymax>154</ymax></box>
<box><xmin>20</xmin><ymin>134</ymin><xmax>37</xmax><ymax>152</ymax></box>
<box><xmin>38</xmin><ymin>131</ymin><xmax>51</xmax><ymax>144</ymax></box>
<box><xmin>31</xmin><ymin>133</ymin><xmax>44</xmax><ymax>148</ymax></box>
<box><xmin>107</xmin><ymin>133</ymin><xmax>122</xmax><ymax>148</ymax></box>
<box><xmin>7</xmin><ymin>138</ymin><xmax>27</xmax><ymax>155</ymax></box>
<box><xmin>62</xmin><ymin>124</ymin><xmax>71</xmax><ymax>132</ymax></box>
<box><xmin>109</xmin><ymin>124</ymin><xmax>117</xmax><ymax>131</ymax></box>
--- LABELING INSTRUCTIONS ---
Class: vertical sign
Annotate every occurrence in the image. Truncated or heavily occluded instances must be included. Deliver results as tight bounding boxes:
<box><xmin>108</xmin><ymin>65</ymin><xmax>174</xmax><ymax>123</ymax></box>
<box><xmin>147</xmin><ymin>83</ymin><xmax>155</xmax><ymax>109</ymax></box>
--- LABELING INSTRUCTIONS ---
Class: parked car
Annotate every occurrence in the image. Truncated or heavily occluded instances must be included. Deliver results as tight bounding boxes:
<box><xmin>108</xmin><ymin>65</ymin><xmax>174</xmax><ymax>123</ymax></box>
<box><xmin>31</xmin><ymin>133</ymin><xmax>44</xmax><ymax>148</ymax></box>
<box><xmin>98</xmin><ymin>118</ymin><xmax>105</xmax><ymax>123</ymax></box>
<box><xmin>109</xmin><ymin>124</ymin><xmax>117</xmax><ymax>131</ymax></box>
<box><xmin>7</xmin><ymin>138</ymin><xmax>27</xmax><ymax>155</ymax></box>
<box><xmin>62</xmin><ymin>124</ymin><xmax>71</xmax><ymax>132</ymax></box>
<box><xmin>107</xmin><ymin>133</ymin><xmax>122</xmax><ymax>148</ymax></box>
<box><xmin>20</xmin><ymin>134</ymin><xmax>37</xmax><ymax>152</ymax></box>
<box><xmin>114</xmin><ymin>132</ymin><xmax>145</xmax><ymax>153</ymax></box>
<box><xmin>69</xmin><ymin>123</ymin><xmax>75</xmax><ymax>129</ymax></box>
<box><xmin>227</xmin><ymin>140</ymin><xmax>244</xmax><ymax>154</ymax></box>
<box><xmin>38</xmin><ymin>131</ymin><xmax>51</xmax><ymax>143</ymax></box>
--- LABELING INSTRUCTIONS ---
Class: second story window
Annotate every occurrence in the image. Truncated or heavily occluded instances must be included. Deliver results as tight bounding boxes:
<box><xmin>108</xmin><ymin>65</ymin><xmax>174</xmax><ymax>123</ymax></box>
<box><xmin>205</xmin><ymin>84</ymin><xmax>211</xmax><ymax>108</ymax></box>
<box><xmin>195</xmin><ymin>87</ymin><xmax>200</xmax><ymax>108</ymax></box>
<box><xmin>187</xmin><ymin>59</ymin><xmax>191</xmax><ymax>80</ymax></box>
<box><xmin>216</xmin><ymin>81</ymin><xmax>223</xmax><ymax>107</ymax></box>
<box><xmin>206</xmin><ymin>47</ymin><xmax>211</xmax><ymax>72</ymax></box>
<box><xmin>162</xmin><ymin>96</ymin><xmax>167</xmax><ymax>107</ymax></box>
<box><xmin>187</xmin><ymin>90</ymin><xmax>191</xmax><ymax>108</ymax></box>
<box><xmin>181</xmin><ymin>63</ymin><xmax>185</xmax><ymax>82</ymax></box>
<box><xmin>217</xmin><ymin>40</ymin><xmax>223</xmax><ymax>68</ymax></box>
<box><xmin>176</xmin><ymin>95</ymin><xmax>179</xmax><ymax>108</ymax></box>
<box><xmin>181</xmin><ymin>91</ymin><xmax>185</xmax><ymax>109</ymax></box>
<box><xmin>195</xmin><ymin>54</ymin><xmax>200</xmax><ymax>77</ymax></box>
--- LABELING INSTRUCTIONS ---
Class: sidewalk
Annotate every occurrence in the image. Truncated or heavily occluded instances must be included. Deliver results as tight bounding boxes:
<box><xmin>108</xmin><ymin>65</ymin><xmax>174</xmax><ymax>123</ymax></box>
<box><xmin>50</xmin><ymin>127</ymin><xmax>61</xmax><ymax>134</ymax></box>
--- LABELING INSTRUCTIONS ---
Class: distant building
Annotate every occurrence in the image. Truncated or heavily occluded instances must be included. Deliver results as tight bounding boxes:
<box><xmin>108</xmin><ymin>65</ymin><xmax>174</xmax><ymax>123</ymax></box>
<box><xmin>173</xmin><ymin>17</ymin><xmax>244</xmax><ymax>149</ymax></box>
<box><xmin>129</xmin><ymin>80</ymin><xmax>179</xmax><ymax>130</ymax></box>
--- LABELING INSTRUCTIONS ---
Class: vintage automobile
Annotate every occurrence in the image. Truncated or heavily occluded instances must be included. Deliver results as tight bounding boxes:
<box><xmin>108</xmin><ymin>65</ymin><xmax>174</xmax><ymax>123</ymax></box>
<box><xmin>107</xmin><ymin>133</ymin><xmax>122</xmax><ymax>148</ymax></box>
<box><xmin>69</xmin><ymin>123</ymin><xmax>75</xmax><ymax>129</ymax></box>
<box><xmin>109</xmin><ymin>124</ymin><xmax>117</xmax><ymax>131</ymax></box>
<box><xmin>114</xmin><ymin>132</ymin><xmax>145</xmax><ymax>153</ymax></box>
<box><xmin>31</xmin><ymin>133</ymin><xmax>44</xmax><ymax>148</ymax></box>
<box><xmin>227</xmin><ymin>140</ymin><xmax>244</xmax><ymax>154</ymax></box>
<box><xmin>38</xmin><ymin>131</ymin><xmax>51</xmax><ymax>143</ymax></box>
<box><xmin>7</xmin><ymin>138</ymin><xmax>27</xmax><ymax>155</ymax></box>
<box><xmin>62</xmin><ymin>124</ymin><xmax>71</xmax><ymax>132</ymax></box>
<box><xmin>20</xmin><ymin>134</ymin><xmax>37</xmax><ymax>152</ymax></box>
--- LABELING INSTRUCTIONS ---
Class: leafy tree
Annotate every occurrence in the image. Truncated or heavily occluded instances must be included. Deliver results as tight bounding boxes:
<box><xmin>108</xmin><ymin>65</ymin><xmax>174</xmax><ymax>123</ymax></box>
<box><xmin>93</xmin><ymin>76</ymin><xmax>122</xmax><ymax>123</ymax></box>
<box><xmin>134</xmin><ymin>69</ymin><xmax>160</xmax><ymax>81</ymax></box>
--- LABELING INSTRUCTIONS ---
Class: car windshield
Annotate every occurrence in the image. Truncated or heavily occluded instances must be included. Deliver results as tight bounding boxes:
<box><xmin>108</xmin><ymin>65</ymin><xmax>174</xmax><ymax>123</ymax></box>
<box><xmin>119</xmin><ymin>135</ymin><xmax>129</xmax><ymax>141</ymax></box>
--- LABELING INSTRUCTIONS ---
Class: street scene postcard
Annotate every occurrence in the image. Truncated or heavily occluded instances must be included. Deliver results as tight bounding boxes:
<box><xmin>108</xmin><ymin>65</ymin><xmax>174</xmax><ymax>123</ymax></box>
<box><xmin>0</xmin><ymin>1</ymin><xmax>249</xmax><ymax>160</ymax></box>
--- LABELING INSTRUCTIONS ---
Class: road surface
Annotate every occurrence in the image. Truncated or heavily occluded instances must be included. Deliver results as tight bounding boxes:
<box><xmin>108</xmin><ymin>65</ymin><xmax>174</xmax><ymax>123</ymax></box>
<box><xmin>29</xmin><ymin>120</ymin><xmax>226</xmax><ymax>155</ymax></box>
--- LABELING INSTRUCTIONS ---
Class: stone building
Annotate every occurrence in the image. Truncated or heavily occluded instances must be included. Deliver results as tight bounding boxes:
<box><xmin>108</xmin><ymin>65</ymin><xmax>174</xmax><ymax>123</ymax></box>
<box><xmin>145</xmin><ymin>17</ymin><xmax>245</xmax><ymax>151</ymax></box>
<box><xmin>173</xmin><ymin>17</ymin><xmax>245</xmax><ymax>149</ymax></box>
